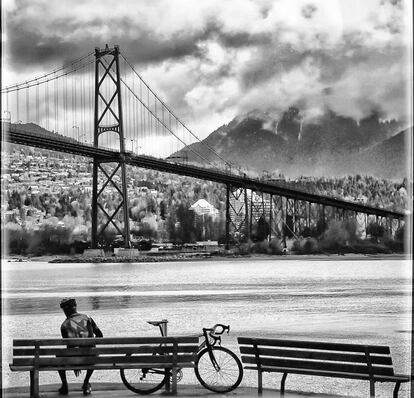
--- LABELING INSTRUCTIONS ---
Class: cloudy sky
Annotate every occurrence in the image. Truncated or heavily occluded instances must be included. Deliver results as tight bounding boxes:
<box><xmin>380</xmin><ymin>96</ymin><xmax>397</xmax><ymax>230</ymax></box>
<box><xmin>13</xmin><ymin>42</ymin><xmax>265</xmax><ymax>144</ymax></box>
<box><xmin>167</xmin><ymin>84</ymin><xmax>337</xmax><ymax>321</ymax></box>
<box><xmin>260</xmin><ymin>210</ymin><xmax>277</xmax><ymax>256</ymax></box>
<box><xmin>2</xmin><ymin>0</ymin><xmax>413</xmax><ymax>138</ymax></box>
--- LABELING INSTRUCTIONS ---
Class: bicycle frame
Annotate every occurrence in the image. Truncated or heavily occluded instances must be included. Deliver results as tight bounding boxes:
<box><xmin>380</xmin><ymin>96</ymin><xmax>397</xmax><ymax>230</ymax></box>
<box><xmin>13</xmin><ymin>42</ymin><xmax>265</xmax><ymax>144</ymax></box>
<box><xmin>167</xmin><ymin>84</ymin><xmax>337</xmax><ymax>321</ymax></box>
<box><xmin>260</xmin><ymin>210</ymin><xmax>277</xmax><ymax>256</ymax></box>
<box><xmin>143</xmin><ymin>323</ymin><xmax>230</xmax><ymax>372</ymax></box>
<box><xmin>198</xmin><ymin>324</ymin><xmax>230</xmax><ymax>371</ymax></box>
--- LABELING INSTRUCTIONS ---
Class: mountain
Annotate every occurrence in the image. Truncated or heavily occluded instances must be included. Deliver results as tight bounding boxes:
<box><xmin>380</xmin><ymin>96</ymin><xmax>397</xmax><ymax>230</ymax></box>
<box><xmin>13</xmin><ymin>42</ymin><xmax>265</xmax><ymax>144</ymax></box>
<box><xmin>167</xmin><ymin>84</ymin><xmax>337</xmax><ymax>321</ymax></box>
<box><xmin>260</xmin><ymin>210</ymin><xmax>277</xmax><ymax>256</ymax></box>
<box><xmin>170</xmin><ymin>108</ymin><xmax>410</xmax><ymax>179</ymax></box>
<box><xmin>333</xmin><ymin>127</ymin><xmax>411</xmax><ymax>179</ymax></box>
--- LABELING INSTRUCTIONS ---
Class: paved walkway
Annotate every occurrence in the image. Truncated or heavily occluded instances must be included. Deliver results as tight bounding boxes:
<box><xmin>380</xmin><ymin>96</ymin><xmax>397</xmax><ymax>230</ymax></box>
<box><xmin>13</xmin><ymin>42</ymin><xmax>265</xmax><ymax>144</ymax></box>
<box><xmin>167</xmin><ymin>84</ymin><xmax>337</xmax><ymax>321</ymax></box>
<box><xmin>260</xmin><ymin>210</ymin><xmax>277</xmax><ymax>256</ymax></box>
<box><xmin>3</xmin><ymin>383</ymin><xmax>349</xmax><ymax>398</ymax></box>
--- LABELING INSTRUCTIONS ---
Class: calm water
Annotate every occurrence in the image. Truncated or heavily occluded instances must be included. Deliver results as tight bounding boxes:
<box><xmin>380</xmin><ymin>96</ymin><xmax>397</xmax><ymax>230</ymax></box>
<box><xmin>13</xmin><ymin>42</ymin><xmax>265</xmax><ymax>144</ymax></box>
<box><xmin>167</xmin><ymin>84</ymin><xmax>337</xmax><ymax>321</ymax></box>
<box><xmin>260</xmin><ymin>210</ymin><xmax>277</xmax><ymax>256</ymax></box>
<box><xmin>2</xmin><ymin>257</ymin><xmax>412</xmax><ymax>397</ymax></box>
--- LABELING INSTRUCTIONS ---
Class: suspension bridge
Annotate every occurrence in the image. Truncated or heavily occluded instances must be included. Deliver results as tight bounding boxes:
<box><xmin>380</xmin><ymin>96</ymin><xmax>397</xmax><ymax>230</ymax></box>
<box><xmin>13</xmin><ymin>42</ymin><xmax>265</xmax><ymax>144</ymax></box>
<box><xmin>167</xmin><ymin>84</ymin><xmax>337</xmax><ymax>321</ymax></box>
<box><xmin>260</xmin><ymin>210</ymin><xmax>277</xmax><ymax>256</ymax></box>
<box><xmin>1</xmin><ymin>45</ymin><xmax>405</xmax><ymax>249</ymax></box>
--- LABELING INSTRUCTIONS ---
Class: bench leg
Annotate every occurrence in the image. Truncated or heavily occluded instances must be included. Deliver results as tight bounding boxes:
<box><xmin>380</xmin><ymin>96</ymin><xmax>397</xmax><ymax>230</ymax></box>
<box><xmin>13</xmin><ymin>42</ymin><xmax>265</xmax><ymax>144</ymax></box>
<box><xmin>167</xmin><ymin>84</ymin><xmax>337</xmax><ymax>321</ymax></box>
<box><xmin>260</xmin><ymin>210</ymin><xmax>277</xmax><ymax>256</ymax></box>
<box><xmin>281</xmin><ymin>373</ymin><xmax>288</xmax><ymax>396</ymax></box>
<box><xmin>258</xmin><ymin>370</ymin><xmax>262</xmax><ymax>394</ymax></box>
<box><xmin>369</xmin><ymin>380</ymin><xmax>375</xmax><ymax>397</ymax></box>
<box><xmin>30</xmin><ymin>370</ymin><xmax>40</xmax><ymax>398</ymax></box>
<box><xmin>165</xmin><ymin>369</ymin><xmax>171</xmax><ymax>392</ymax></box>
<box><xmin>171</xmin><ymin>368</ymin><xmax>178</xmax><ymax>395</ymax></box>
<box><xmin>393</xmin><ymin>381</ymin><xmax>401</xmax><ymax>398</ymax></box>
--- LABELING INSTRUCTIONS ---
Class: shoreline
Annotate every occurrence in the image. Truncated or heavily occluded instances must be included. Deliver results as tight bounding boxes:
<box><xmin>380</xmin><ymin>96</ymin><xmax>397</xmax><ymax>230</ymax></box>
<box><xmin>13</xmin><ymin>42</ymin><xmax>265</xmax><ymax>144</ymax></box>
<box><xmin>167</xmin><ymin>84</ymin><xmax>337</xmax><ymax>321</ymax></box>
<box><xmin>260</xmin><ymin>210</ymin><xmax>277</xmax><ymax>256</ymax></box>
<box><xmin>2</xmin><ymin>252</ymin><xmax>410</xmax><ymax>264</ymax></box>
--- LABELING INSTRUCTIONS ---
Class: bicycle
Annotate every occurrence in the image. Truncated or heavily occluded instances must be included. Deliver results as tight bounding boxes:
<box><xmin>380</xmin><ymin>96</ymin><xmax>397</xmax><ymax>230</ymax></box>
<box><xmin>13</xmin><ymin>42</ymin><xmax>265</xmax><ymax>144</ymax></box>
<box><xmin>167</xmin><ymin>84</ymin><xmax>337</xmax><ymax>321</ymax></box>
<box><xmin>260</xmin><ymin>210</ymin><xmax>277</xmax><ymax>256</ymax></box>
<box><xmin>120</xmin><ymin>319</ymin><xmax>243</xmax><ymax>394</ymax></box>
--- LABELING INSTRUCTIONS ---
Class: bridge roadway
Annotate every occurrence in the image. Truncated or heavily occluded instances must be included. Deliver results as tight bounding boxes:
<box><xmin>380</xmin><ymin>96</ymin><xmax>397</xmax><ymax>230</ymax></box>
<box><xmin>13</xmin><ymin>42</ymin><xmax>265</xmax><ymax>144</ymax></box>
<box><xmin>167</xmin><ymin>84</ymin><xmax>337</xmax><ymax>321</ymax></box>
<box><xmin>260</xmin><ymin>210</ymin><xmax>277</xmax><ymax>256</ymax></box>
<box><xmin>2</xmin><ymin>122</ymin><xmax>405</xmax><ymax>220</ymax></box>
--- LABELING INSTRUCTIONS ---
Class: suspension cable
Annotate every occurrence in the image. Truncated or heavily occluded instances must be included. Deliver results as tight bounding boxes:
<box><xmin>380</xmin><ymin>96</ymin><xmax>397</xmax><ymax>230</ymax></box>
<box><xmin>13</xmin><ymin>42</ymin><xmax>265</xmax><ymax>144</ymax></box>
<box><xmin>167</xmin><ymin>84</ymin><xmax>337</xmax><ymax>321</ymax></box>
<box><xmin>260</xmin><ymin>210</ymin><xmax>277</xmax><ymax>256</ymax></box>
<box><xmin>1</xmin><ymin>52</ymin><xmax>94</xmax><ymax>92</ymax></box>
<box><xmin>120</xmin><ymin>53</ymin><xmax>231</xmax><ymax>167</ymax></box>
<box><xmin>99</xmin><ymin>56</ymin><xmax>216</xmax><ymax>166</ymax></box>
<box><xmin>1</xmin><ymin>59</ymin><xmax>94</xmax><ymax>94</ymax></box>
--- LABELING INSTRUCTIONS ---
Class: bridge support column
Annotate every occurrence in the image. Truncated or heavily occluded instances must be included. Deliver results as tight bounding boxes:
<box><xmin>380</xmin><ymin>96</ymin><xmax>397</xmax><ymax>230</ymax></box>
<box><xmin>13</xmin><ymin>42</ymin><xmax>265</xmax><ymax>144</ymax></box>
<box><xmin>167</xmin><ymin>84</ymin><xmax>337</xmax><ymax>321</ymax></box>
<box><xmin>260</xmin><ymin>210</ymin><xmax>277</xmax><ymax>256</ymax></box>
<box><xmin>225</xmin><ymin>186</ymin><xmax>249</xmax><ymax>246</ymax></box>
<box><xmin>91</xmin><ymin>159</ymin><xmax>99</xmax><ymax>248</ymax></box>
<box><xmin>91</xmin><ymin>45</ymin><xmax>131</xmax><ymax>249</ymax></box>
<box><xmin>225</xmin><ymin>184</ymin><xmax>230</xmax><ymax>250</ymax></box>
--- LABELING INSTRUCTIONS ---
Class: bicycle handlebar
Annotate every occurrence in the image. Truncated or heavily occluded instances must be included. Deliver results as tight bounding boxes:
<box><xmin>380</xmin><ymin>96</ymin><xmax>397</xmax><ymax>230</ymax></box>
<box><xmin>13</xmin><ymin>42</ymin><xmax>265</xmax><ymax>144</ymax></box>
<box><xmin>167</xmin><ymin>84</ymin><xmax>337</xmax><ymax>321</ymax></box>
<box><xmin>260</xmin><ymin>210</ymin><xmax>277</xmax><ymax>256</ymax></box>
<box><xmin>210</xmin><ymin>324</ymin><xmax>230</xmax><ymax>336</ymax></box>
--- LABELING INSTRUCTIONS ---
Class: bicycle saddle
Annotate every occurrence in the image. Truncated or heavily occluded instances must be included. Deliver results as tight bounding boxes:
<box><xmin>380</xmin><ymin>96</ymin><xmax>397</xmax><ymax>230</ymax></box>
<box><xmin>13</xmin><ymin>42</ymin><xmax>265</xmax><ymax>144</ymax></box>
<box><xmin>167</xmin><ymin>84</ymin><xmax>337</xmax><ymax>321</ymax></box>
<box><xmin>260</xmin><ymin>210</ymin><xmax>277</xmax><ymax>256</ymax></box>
<box><xmin>147</xmin><ymin>320</ymin><xmax>168</xmax><ymax>326</ymax></box>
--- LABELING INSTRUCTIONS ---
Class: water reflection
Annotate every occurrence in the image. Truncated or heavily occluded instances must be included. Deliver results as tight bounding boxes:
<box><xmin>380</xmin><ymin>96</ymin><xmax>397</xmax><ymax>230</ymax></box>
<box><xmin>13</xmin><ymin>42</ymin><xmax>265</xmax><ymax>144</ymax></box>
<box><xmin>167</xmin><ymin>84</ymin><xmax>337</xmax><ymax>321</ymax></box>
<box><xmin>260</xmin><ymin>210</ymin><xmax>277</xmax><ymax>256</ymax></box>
<box><xmin>120</xmin><ymin>295</ymin><xmax>131</xmax><ymax>307</ymax></box>
<box><xmin>2</xmin><ymin>259</ymin><xmax>410</xmax><ymax>318</ymax></box>
<box><xmin>90</xmin><ymin>296</ymin><xmax>101</xmax><ymax>310</ymax></box>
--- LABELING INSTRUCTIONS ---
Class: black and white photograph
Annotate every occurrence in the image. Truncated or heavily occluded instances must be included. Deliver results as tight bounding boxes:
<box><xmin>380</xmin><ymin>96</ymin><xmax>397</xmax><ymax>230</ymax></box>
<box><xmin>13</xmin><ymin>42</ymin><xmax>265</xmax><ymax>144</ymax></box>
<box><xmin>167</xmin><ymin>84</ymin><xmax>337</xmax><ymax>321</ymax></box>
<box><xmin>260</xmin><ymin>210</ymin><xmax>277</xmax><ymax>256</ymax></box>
<box><xmin>1</xmin><ymin>1</ymin><xmax>413</xmax><ymax>397</ymax></box>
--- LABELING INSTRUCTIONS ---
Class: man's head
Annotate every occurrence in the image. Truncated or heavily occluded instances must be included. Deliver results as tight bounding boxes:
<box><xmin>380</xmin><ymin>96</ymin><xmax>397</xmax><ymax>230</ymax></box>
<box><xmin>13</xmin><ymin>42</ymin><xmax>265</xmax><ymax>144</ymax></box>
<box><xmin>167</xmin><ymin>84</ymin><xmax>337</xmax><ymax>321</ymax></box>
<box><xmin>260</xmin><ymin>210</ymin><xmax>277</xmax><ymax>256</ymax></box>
<box><xmin>60</xmin><ymin>298</ymin><xmax>77</xmax><ymax>317</ymax></box>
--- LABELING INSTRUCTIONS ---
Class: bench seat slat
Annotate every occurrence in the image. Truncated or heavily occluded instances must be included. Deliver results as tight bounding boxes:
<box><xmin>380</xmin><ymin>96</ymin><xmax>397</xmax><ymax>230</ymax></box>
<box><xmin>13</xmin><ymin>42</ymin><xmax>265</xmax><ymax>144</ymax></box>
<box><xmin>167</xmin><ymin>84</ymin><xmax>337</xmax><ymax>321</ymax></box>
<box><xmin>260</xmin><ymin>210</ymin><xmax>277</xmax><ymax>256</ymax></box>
<box><xmin>239</xmin><ymin>346</ymin><xmax>392</xmax><ymax>365</ymax></box>
<box><xmin>13</xmin><ymin>345</ymin><xmax>198</xmax><ymax>357</ymax></box>
<box><xmin>244</xmin><ymin>365</ymin><xmax>407</xmax><ymax>382</ymax></box>
<box><xmin>13</xmin><ymin>354</ymin><xmax>197</xmax><ymax>367</ymax></box>
<box><xmin>238</xmin><ymin>337</ymin><xmax>390</xmax><ymax>354</ymax></box>
<box><xmin>241</xmin><ymin>356</ymin><xmax>394</xmax><ymax>376</ymax></box>
<box><xmin>13</xmin><ymin>336</ymin><xmax>199</xmax><ymax>346</ymax></box>
<box><xmin>11</xmin><ymin>362</ymin><xmax>197</xmax><ymax>372</ymax></box>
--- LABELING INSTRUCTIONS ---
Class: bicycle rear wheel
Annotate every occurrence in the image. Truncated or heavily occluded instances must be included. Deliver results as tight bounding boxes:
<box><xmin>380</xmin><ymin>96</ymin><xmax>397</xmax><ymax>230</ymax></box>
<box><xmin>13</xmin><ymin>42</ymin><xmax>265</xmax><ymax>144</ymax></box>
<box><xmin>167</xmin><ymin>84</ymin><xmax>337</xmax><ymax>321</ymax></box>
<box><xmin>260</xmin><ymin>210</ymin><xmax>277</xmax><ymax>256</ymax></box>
<box><xmin>120</xmin><ymin>367</ymin><xmax>167</xmax><ymax>395</ymax></box>
<box><xmin>195</xmin><ymin>346</ymin><xmax>243</xmax><ymax>393</ymax></box>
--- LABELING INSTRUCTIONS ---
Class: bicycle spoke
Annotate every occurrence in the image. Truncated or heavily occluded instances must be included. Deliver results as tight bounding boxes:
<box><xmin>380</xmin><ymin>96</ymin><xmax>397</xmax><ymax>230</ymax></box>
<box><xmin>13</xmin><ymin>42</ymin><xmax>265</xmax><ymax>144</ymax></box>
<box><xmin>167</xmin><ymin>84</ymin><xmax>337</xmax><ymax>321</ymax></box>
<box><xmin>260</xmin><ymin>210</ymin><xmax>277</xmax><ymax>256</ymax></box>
<box><xmin>195</xmin><ymin>347</ymin><xmax>243</xmax><ymax>393</ymax></box>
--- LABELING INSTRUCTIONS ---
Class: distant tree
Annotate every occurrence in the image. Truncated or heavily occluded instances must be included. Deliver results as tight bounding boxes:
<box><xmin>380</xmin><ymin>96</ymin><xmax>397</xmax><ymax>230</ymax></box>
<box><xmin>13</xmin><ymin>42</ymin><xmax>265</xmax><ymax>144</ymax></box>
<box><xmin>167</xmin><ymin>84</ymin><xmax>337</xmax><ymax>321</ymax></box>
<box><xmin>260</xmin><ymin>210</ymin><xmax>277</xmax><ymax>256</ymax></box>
<box><xmin>4</xmin><ymin>223</ymin><xmax>27</xmax><ymax>254</ymax></box>
<box><xmin>366</xmin><ymin>222</ymin><xmax>385</xmax><ymax>243</ymax></box>
<box><xmin>395</xmin><ymin>225</ymin><xmax>405</xmax><ymax>242</ymax></box>
<box><xmin>159</xmin><ymin>201</ymin><xmax>166</xmax><ymax>220</ymax></box>
<box><xmin>320</xmin><ymin>221</ymin><xmax>349</xmax><ymax>253</ymax></box>
<box><xmin>175</xmin><ymin>203</ymin><xmax>196</xmax><ymax>243</ymax></box>
<box><xmin>255</xmin><ymin>216</ymin><xmax>270</xmax><ymax>241</ymax></box>
<box><xmin>8</xmin><ymin>190</ymin><xmax>22</xmax><ymax>210</ymax></box>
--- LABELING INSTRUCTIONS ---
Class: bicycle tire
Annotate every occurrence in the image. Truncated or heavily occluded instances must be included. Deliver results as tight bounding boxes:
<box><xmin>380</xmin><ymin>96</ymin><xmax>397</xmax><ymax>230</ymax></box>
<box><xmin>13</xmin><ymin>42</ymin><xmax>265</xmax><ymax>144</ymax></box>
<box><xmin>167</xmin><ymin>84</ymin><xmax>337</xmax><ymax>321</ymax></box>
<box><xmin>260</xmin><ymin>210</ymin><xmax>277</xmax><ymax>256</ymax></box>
<box><xmin>120</xmin><ymin>359</ymin><xmax>167</xmax><ymax>395</ymax></box>
<box><xmin>194</xmin><ymin>346</ymin><xmax>243</xmax><ymax>393</ymax></box>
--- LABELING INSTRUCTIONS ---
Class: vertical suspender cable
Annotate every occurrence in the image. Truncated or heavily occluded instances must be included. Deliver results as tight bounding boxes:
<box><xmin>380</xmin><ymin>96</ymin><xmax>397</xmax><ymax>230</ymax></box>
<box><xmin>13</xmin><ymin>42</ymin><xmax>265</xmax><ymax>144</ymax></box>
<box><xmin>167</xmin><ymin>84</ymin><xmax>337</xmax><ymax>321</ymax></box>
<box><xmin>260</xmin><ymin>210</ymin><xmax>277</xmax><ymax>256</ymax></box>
<box><xmin>125</xmin><ymin>64</ymin><xmax>128</xmax><ymax>149</ymax></box>
<box><xmin>142</xmin><ymin>80</ymin><xmax>145</xmax><ymax>146</ymax></box>
<box><xmin>162</xmin><ymin>104</ymin><xmax>165</xmax><ymax>152</ymax></box>
<box><xmin>45</xmin><ymin>80</ymin><xmax>49</xmax><ymax>130</ymax></box>
<box><xmin>55</xmin><ymin>73</ymin><xmax>58</xmax><ymax>133</ymax></box>
<box><xmin>80</xmin><ymin>70</ymin><xmax>84</xmax><ymax>140</ymax></box>
<box><xmin>16</xmin><ymin>90</ymin><xmax>19</xmax><ymax>123</ymax></box>
<box><xmin>64</xmin><ymin>74</ymin><xmax>68</xmax><ymax>137</ymax></box>
<box><xmin>155</xmin><ymin>97</ymin><xmax>158</xmax><ymax>144</ymax></box>
<box><xmin>26</xmin><ymin>85</ymin><xmax>29</xmax><ymax>123</ymax></box>
<box><xmin>132</xmin><ymin>70</ymin><xmax>136</xmax><ymax>151</ymax></box>
<box><xmin>36</xmin><ymin>82</ymin><xmax>40</xmax><ymax>125</ymax></box>
<box><xmin>88</xmin><ymin>62</ymin><xmax>92</xmax><ymax>144</ymax></box>
<box><xmin>72</xmin><ymin>69</ymin><xmax>76</xmax><ymax>138</ymax></box>
<box><xmin>147</xmin><ymin>85</ymin><xmax>151</xmax><ymax>149</ymax></box>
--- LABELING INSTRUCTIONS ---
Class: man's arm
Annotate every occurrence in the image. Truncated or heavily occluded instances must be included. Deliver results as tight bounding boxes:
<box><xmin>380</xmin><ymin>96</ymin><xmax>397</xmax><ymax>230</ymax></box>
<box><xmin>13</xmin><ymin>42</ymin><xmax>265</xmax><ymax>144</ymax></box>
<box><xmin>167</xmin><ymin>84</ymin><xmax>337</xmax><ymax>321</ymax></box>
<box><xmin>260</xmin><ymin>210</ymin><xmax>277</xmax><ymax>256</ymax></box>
<box><xmin>89</xmin><ymin>317</ymin><xmax>103</xmax><ymax>337</ymax></box>
<box><xmin>61</xmin><ymin>325</ymin><xmax>68</xmax><ymax>338</ymax></box>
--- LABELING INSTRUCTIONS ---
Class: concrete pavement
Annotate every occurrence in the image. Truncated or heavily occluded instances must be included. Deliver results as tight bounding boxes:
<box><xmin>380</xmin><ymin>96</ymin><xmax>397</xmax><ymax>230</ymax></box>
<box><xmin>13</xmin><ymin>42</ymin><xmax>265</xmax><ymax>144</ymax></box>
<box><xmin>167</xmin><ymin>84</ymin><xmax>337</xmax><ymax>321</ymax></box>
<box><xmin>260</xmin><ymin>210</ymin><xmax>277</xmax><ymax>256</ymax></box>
<box><xmin>2</xmin><ymin>383</ymin><xmax>352</xmax><ymax>398</ymax></box>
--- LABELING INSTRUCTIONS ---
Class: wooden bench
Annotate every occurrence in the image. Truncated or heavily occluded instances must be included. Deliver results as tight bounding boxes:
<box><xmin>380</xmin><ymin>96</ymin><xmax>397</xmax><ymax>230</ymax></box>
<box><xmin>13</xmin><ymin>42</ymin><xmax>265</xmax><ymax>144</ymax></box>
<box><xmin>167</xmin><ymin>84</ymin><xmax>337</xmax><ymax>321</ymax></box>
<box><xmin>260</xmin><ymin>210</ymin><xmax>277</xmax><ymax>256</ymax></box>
<box><xmin>238</xmin><ymin>337</ymin><xmax>410</xmax><ymax>397</ymax></box>
<box><xmin>10</xmin><ymin>336</ymin><xmax>199</xmax><ymax>397</ymax></box>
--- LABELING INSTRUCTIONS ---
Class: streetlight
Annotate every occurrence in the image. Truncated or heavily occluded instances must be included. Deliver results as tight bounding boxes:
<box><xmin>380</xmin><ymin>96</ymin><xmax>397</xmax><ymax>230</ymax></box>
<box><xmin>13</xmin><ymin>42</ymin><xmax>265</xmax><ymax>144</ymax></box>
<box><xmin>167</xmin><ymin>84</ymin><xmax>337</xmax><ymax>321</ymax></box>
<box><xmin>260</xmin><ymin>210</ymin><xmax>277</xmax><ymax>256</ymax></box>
<box><xmin>72</xmin><ymin>125</ymin><xmax>79</xmax><ymax>141</ymax></box>
<box><xmin>3</xmin><ymin>110</ymin><xmax>11</xmax><ymax>120</ymax></box>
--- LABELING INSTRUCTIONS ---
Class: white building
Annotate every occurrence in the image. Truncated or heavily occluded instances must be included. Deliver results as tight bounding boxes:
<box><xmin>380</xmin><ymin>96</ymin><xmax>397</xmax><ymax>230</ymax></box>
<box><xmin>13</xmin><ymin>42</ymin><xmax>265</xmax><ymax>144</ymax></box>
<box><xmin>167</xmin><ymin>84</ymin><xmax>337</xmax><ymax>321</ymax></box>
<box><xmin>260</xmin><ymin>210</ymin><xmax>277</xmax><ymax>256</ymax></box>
<box><xmin>189</xmin><ymin>199</ymin><xmax>220</xmax><ymax>219</ymax></box>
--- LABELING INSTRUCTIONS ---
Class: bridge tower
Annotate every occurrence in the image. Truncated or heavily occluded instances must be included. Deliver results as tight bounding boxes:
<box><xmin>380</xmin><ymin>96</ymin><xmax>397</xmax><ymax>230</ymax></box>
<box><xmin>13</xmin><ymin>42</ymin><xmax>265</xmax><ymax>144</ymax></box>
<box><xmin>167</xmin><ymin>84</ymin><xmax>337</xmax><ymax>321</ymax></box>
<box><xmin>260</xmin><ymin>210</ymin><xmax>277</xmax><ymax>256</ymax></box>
<box><xmin>91</xmin><ymin>45</ymin><xmax>131</xmax><ymax>249</ymax></box>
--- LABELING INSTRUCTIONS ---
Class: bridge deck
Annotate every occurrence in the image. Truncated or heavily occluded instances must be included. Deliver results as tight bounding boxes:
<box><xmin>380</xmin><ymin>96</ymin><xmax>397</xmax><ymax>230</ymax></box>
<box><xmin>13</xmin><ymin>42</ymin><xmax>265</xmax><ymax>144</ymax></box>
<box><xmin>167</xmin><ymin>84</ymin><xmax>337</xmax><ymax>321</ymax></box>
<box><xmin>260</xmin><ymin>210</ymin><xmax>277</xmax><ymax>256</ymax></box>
<box><xmin>2</xmin><ymin>121</ymin><xmax>405</xmax><ymax>220</ymax></box>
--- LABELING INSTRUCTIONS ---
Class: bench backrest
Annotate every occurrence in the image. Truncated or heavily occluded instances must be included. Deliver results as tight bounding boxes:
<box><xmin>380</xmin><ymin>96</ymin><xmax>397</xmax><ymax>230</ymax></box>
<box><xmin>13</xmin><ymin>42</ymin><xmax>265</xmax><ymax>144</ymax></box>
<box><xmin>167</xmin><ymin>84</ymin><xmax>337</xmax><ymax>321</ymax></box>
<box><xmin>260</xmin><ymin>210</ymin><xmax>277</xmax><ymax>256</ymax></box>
<box><xmin>12</xmin><ymin>336</ymin><xmax>199</xmax><ymax>368</ymax></box>
<box><xmin>238</xmin><ymin>337</ymin><xmax>395</xmax><ymax>378</ymax></box>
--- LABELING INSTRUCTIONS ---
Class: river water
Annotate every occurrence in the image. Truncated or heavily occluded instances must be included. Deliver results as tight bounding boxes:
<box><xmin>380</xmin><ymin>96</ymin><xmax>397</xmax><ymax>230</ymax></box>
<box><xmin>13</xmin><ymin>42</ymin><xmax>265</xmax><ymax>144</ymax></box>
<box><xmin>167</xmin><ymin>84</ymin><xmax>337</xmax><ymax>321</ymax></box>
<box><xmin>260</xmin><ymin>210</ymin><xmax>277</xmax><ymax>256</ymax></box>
<box><xmin>1</xmin><ymin>256</ymin><xmax>412</xmax><ymax>397</ymax></box>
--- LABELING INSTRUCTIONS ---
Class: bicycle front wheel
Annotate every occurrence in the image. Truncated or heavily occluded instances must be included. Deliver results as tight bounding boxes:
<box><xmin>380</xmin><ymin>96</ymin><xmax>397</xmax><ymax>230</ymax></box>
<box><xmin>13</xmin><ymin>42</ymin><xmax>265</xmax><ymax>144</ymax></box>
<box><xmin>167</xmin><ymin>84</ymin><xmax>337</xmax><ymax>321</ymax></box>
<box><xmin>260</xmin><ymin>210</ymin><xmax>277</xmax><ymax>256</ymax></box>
<box><xmin>120</xmin><ymin>367</ymin><xmax>167</xmax><ymax>395</ymax></box>
<box><xmin>195</xmin><ymin>346</ymin><xmax>243</xmax><ymax>393</ymax></box>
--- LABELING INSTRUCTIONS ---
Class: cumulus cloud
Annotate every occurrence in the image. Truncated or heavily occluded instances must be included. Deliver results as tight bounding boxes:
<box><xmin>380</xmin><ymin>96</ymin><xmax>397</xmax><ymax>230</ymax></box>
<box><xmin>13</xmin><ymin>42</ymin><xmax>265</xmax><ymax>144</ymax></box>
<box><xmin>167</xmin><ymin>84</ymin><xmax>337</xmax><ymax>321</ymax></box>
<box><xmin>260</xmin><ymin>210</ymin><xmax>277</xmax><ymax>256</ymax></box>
<box><xmin>2</xmin><ymin>0</ymin><xmax>412</xmax><ymax>138</ymax></box>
